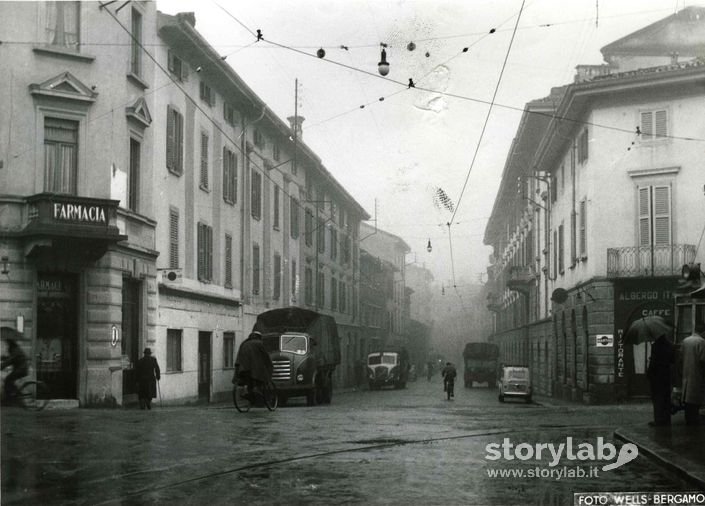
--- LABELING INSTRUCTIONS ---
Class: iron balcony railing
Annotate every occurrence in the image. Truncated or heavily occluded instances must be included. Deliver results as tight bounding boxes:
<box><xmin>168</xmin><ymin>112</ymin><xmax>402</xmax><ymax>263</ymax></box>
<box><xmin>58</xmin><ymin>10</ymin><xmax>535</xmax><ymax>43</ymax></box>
<box><xmin>606</xmin><ymin>244</ymin><xmax>695</xmax><ymax>278</ymax></box>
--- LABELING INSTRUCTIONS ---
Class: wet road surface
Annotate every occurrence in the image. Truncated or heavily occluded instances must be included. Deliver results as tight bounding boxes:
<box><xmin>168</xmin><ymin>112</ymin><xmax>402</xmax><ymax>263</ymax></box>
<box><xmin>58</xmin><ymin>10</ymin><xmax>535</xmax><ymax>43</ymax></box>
<box><xmin>1</xmin><ymin>379</ymin><xmax>693</xmax><ymax>505</ymax></box>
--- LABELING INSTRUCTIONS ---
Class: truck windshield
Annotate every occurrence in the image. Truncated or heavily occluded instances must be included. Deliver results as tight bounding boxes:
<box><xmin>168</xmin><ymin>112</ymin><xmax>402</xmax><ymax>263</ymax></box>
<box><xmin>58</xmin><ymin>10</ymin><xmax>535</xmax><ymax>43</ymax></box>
<box><xmin>280</xmin><ymin>334</ymin><xmax>307</xmax><ymax>355</ymax></box>
<box><xmin>368</xmin><ymin>353</ymin><xmax>397</xmax><ymax>365</ymax></box>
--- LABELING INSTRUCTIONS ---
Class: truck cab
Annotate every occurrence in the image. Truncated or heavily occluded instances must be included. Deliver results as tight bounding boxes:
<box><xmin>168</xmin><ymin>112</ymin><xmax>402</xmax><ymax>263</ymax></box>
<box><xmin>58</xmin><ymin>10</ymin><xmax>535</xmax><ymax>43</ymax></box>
<box><xmin>255</xmin><ymin>307</ymin><xmax>340</xmax><ymax>406</ymax></box>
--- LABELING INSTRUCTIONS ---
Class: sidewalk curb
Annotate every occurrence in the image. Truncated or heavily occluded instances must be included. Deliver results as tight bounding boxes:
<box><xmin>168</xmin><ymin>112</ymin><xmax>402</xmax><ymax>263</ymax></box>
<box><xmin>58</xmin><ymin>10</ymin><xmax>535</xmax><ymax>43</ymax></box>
<box><xmin>614</xmin><ymin>428</ymin><xmax>705</xmax><ymax>490</ymax></box>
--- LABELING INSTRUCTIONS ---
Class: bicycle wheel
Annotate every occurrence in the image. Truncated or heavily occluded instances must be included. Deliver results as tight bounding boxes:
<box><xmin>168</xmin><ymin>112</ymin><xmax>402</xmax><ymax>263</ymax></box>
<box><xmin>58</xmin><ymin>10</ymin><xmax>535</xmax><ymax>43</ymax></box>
<box><xmin>263</xmin><ymin>380</ymin><xmax>278</xmax><ymax>411</ymax></box>
<box><xmin>18</xmin><ymin>381</ymin><xmax>49</xmax><ymax>411</ymax></box>
<box><xmin>233</xmin><ymin>385</ymin><xmax>251</xmax><ymax>413</ymax></box>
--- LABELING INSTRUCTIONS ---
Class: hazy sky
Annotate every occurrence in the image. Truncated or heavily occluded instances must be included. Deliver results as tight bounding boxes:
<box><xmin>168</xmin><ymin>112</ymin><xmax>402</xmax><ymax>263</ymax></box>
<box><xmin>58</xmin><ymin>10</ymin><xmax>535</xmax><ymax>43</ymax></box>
<box><xmin>158</xmin><ymin>0</ymin><xmax>697</xmax><ymax>287</ymax></box>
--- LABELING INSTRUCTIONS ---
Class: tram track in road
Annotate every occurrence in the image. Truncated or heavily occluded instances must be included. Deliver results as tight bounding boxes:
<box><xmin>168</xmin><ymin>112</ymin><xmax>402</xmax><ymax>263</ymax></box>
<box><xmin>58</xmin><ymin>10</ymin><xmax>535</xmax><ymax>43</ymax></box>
<box><xmin>91</xmin><ymin>421</ymin><xmax>634</xmax><ymax>505</ymax></box>
<box><xmin>91</xmin><ymin>427</ymin><xmax>517</xmax><ymax>505</ymax></box>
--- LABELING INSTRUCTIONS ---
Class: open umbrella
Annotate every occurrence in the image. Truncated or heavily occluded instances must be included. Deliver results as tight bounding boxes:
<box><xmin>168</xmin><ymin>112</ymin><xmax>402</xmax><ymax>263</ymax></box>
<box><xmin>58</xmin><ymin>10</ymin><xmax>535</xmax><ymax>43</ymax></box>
<box><xmin>624</xmin><ymin>315</ymin><xmax>672</xmax><ymax>344</ymax></box>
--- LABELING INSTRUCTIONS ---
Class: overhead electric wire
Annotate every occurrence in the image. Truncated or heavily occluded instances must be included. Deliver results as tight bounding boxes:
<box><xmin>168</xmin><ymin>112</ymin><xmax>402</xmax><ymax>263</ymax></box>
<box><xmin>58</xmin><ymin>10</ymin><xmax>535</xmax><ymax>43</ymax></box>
<box><xmin>442</xmin><ymin>0</ymin><xmax>526</xmax><ymax>290</ymax></box>
<box><xmin>98</xmin><ymin>3</ymin><xmax>355</xmax><ymax>258</ymax></box>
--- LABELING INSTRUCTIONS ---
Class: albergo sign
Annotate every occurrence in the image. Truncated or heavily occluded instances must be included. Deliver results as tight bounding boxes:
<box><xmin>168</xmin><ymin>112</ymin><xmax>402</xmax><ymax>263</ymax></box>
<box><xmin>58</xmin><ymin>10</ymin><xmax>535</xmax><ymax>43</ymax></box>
<box><xmin>53</xmin><ymin>202</ymin><xmax>108</xmax><ymax>224</ymax></box>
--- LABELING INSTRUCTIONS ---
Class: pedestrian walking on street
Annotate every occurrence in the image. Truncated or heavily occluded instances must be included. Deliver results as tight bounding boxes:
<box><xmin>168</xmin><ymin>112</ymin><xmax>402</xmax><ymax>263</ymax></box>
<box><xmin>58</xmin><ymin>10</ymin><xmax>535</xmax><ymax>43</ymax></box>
<box><xmin>681</xmin><ymin>321</ymin><xmax>705</xmax><ymax>426</ymax></box>
<box><xmin>647</xmin><ymin>333</ymin><xmax>674</xmax><ymax>426</ymax></box>
<box><xmin>426</xmin><ymin>361</ymin><xmax>433</xmax><ymax>382</ymax></box>
<box><xmin>442</xmin><ymin>362</ymin><xmax>457</xmax><ymax>400</ymax></box>
<box><xmin>136</xmin><ymin>347</ymin><xmax>161</xmax><ymax>410</ymax></box>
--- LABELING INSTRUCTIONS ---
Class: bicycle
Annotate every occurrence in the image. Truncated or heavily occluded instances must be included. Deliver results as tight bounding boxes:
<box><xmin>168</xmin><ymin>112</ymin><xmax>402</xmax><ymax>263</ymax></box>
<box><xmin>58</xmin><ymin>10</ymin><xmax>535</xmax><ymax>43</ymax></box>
<box><xmin>232</xmin><ymin>379</ymin><xmax>278</xmax><ymax>412</ymax></box>
<box><xmin>2</xmin><ymin>378</ymin><xmax>49</xmax><ymax>411</ymax></box>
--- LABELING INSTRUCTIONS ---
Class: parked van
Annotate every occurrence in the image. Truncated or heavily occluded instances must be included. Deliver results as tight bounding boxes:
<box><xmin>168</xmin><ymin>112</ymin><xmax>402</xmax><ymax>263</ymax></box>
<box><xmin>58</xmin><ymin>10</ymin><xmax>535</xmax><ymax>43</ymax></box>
<box><xmin>497</xmin><ymin>365</ymin><xmax>532</xmax><ymax>403</ymax></box>
<box><xmin>367</xmin><ymin>347</ymin><xmax>410</xmax><ymax>390</ymax></box>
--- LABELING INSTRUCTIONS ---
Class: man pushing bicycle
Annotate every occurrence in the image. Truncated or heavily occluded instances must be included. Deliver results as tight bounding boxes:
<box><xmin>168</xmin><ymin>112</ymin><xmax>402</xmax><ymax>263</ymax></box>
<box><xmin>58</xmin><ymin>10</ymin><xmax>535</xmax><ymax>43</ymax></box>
<box><xmin>233</xmin><ymin>331</ymin><xmax>273</xmax><ymax>399</ymax></box>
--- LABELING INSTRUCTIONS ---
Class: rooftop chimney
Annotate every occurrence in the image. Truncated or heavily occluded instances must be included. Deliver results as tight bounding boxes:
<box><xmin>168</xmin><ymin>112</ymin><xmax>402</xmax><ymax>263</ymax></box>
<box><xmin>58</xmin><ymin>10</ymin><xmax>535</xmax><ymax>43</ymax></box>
<box><xmin>287</xmin><ymin>115</ymin><xmax>305</xmax><ymax>140</ymax></box>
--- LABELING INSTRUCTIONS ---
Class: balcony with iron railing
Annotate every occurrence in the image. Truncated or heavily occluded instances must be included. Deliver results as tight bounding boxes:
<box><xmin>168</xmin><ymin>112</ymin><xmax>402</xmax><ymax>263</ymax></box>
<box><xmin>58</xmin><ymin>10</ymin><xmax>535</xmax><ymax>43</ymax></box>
<box><xmin>606</xmin><ymin>244</ymin><xmax>696</xmax><ymax>278</ymax></box>
<box><xmin>506</xmin><ymin>265</ymin><xmax>537</xmax><ymax>294</ymax></box>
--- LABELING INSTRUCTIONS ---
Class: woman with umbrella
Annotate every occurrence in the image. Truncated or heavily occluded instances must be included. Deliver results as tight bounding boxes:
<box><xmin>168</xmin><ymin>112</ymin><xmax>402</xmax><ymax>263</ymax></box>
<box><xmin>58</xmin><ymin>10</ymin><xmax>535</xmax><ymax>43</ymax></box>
<box><xmin>626</xmin><ymin>316</ymin><xmax>674</xmax><ymax>426</ymax></box>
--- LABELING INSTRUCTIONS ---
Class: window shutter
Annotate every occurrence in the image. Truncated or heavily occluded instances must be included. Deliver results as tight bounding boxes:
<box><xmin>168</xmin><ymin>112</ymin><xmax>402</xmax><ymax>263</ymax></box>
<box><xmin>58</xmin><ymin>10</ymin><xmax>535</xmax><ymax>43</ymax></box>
<box><xmin>653</xmin><ymin>185</ymin><xmax>671</xmax><ymax>245</ymax></box>
<box><xmin>197</xmin><ymin>223</ymin><xmax>204</xmax><ymax>280</ymax></box>
<box><xmin>169</xmin><ymin>209</ymin><xmax>179</xmax><ymax>268</ymax></box>
<box><xmin>225</xmin><ymin>234</ymin><xmax>232</xmax><ymax>287</ymax></box>
<box><xmin>638</xmin><ymin>187</ymin><xmax>651</xmax><ymax>247</ymax></box>
<box><xmin>654</xmin><ymin>110</ymin><xmax>667</xmax><ymax>139</ymax></box>
<box><xmin>579</xmin><ymin>200</ymin><xmax>587</xmax><ymax>257</ymax></box>
<box><xmin>166</xmin><ymin>106</ymin><xmax>175</xmax><ymax>170</ymax></box>
<box><xmin>640</xmin><ymin>112</ymin><xmax>653</xmax><ymax>140</ymax></box>
<box><xmin>200</xmin><ymin>133</ymin><xmax>208</xmax><ymax>188</ymax></box>
<box><xmin>207</xmin><ymin>225</ymin><xmax>213</xmax><ymax>281</ymax></box>
<box><xmin>167</xmin><ymin>50</ymin><xmax>175</xmax><ymax>73</ymax></box>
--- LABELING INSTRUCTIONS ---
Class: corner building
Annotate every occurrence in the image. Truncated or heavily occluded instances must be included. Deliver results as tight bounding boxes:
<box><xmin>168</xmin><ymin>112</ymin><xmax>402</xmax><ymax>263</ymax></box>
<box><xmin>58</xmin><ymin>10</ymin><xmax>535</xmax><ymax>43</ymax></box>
<box><xmin>0</xmin><ymin>1</ymin><xmax>160</xmax><ymax>406</ymax></box>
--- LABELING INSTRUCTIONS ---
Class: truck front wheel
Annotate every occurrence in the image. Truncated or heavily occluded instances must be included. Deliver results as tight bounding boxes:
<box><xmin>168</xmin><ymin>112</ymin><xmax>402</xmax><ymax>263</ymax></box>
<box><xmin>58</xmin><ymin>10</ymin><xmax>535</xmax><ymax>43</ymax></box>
<box><xmin>306</xmin><ymin>388</ymin><xmax>317</xmax><ymax>406</ymax></box>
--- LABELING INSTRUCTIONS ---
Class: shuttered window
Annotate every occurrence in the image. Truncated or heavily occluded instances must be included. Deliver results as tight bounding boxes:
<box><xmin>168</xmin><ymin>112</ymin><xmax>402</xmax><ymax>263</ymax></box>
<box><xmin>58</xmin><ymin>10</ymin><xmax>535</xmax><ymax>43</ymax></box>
<box><xmin>305</xmin><ymin>267</ymin><xmax>313</xmax><ymax>305</ymax></box>
<box><xmin>579</xmin><ymin>200</ymin><xmax>587</xmax><ymax>258</ymax></box>
<box><xmin>273</xmin><ymin>254</ymin><xmax>281</xmax><ymax>300</ymax></box>
<box><xmin>317</xmin><ymin>218</ymin><xmax>325</xmax><ymax>254</ymax></box>
<box><xmin>638</xmin><ymin>185</ymin><xmax>671</xmax><ymax>247</ymax></box>
<box><xmin>197</xmin><ymin>222</ymin><xmax>213</xmax><ymax>282</ymax></box>
<box><xmin>558</xmin><ymin>225</ymin><xmax>565</xmax><ymax>274</ymax></box>
<box><xmin>330</xmin><ymin>277</ymin><xmax>337</xmax><ymax>311</ymax></box>
<box><xmin>577</xmin><ymin>129</ymin><xmax>589</xmax><ymax>164</ymax></box>
<box><xmin>252</xmin><ymin>244</ymin><xmax>260</xmax><ymax>295</ymax></box>
<box><xmin>166</xmin><ymin>106</ymin><xmax>183</xmax><ymax>175</ymax></box>
<box><xmin>251</xmin><ymin>170</ymin><xmax>262</xmax><ymax>219</ymax></box>
<box><xmin>199</xmin><ymin>132</ymin><xmax>209</xmax><ymax>190</ymax></box>
<box><xmin>169</xmin><ymin>209</ymin><xmax>179</xmax><ymax>268</ymax></box>
<box><xmin>273</xmin><ymin>186</ymin><xmax>280</xmax><ymax>230</ymax></box>
<box><xmin>640</xmin><ymin>110</ymin><xmax>668</xmax><ymax>141</ymax></box>
<box><xmin>222</xmin><ymin>147</ymin><xmax>237</xmax><ymax>204</ymax></box>
<box><xmin>304</xmin><ymin>209</ymin><xmax>313</xmax><ymax>246</ymax></box>
<box><xmin>224</xmin><ymin>234</ymin><xmax>232</xmax><ymax>288</ymax></box>
<box><xmin>290</xmin><ymin>197</ymin><xmax>300</xmax><ymax>239</ymax></box>
<box><xmin>570</xmin><ymin>211</ymin><xmax>577</xmax><ymax>267</ymax></box>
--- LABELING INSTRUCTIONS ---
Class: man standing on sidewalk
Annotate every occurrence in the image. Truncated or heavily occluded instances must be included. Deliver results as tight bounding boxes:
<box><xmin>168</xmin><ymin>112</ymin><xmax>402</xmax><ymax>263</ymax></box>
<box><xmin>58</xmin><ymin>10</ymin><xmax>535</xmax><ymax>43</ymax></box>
<box><xmin>681</xmin><ymin>321</ymin><xmax>705</xmax><ymax>426</ymax></box>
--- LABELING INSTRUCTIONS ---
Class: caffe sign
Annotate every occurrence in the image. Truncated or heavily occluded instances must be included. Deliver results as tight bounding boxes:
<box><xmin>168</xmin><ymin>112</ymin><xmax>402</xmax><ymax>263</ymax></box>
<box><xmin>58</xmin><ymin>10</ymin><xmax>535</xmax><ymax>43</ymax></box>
<box><xmin>53</xmin><ymin>202</ymin><xmax>107</xmax><ymax>224</ymax></box>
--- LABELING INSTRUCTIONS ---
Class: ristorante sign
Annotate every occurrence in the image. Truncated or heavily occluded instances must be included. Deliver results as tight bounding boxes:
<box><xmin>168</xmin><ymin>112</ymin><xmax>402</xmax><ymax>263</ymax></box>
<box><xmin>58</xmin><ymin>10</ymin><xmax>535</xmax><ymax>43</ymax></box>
<box><xmin>52</xmin><ymin>202</ymin><xmax>108</xmax><ymax>224</ymax></box>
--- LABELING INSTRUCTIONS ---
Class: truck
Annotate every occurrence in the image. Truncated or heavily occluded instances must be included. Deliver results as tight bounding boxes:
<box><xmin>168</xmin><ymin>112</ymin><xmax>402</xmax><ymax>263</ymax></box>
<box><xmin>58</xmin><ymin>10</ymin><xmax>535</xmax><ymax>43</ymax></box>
<box><xmin>463</xmin><ymin>342</ymin><xmax>499</xmax><ymax>388</ymax></box>
<box><xmin>254</xmin><ymin>307</ymin><xmax>340</xmax><ymax>406</ymax></box>
<box><xmin>367</xmin><ymin>346</ymin><xmax>410</xmax><ymax>390</ymax></box>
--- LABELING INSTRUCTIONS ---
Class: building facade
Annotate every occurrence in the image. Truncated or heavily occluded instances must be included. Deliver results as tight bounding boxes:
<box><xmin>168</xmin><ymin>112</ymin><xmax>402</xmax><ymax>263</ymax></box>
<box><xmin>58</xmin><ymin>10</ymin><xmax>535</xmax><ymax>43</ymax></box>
<box><xmin>483</xmin><ymin>7</ymin><xmax>705</xmax><ymax>403</ymax></box>
<box><xmin>0</xmin><ymin>3</ymin><xmax>368</xmax><ymax>406</ymax></box>
<box><xmin>359</xmin><ymin>223</ymin><xmax>411</xmax><ymax>350</ymax></box>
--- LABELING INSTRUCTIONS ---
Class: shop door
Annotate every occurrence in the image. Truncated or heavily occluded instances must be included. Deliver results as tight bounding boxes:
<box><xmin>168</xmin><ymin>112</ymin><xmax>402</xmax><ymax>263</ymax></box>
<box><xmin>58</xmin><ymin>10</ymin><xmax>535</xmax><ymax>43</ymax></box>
<box><xmin>121</xmin><ymin>279</ymin><xmax>141</xmax><ymax>395</ymax></box>
<box><xmin>198</xmin><ymin>332</ymin><xmax>211</xmax><ymax>401</ymax></box>
<box><xmin>36</xmin><ymin>274</ymin><xmax>78</xmax><ymax>399</ymax></box>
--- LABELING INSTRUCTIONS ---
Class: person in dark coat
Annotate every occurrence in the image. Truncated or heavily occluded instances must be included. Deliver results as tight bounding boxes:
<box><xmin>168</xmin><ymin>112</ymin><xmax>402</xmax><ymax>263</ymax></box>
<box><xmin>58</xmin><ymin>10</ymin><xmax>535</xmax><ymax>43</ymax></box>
<box><xmin>136</xmin><ymin>347</ymin><xmax>160</xmax><ymax>410</ymax></box>
<box><xmin>234</xmin><ymin>331</ymin><xmax>273</xmax><ymax>395</ymax></box>
<box><xmin>681</xmin><ymin>321</ymin><xmax>705</xmax><ymax>426</ymax></box>
<box><xmin>442</xmin><ymin>362</ymin><xmax>457</xmax><ymax>400</ymax></box>
<box><xmin>1</xmin><ymin>336</ymin><xmax>29</xmax><ymax>400</ymax></box>
<box><xmin>647</xmin><ymin>333</ymin><xmax>674</xmax><ymax>426</ymax></box>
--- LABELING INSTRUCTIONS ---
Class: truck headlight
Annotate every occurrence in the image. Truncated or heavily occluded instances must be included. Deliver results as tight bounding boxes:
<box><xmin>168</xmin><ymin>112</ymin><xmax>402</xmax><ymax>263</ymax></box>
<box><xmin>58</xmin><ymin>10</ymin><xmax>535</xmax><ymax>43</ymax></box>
<box><xmin>296</xmin><ymin>373</ymin><xmax>304</xmax><ymax>382</ymax></box>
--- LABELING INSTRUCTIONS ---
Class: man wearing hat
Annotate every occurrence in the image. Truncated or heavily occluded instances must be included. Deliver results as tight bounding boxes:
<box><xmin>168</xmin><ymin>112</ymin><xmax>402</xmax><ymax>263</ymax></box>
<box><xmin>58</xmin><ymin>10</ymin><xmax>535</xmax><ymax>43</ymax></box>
<box><xmin>136</xmin><ymin>347</ymin><xmax>160</xmax><ymax>410</ymax></box>
<box><xmin>234</xmin><ymin>331</ymin><xmax>273</xmax><ymax>397</ymax></box>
